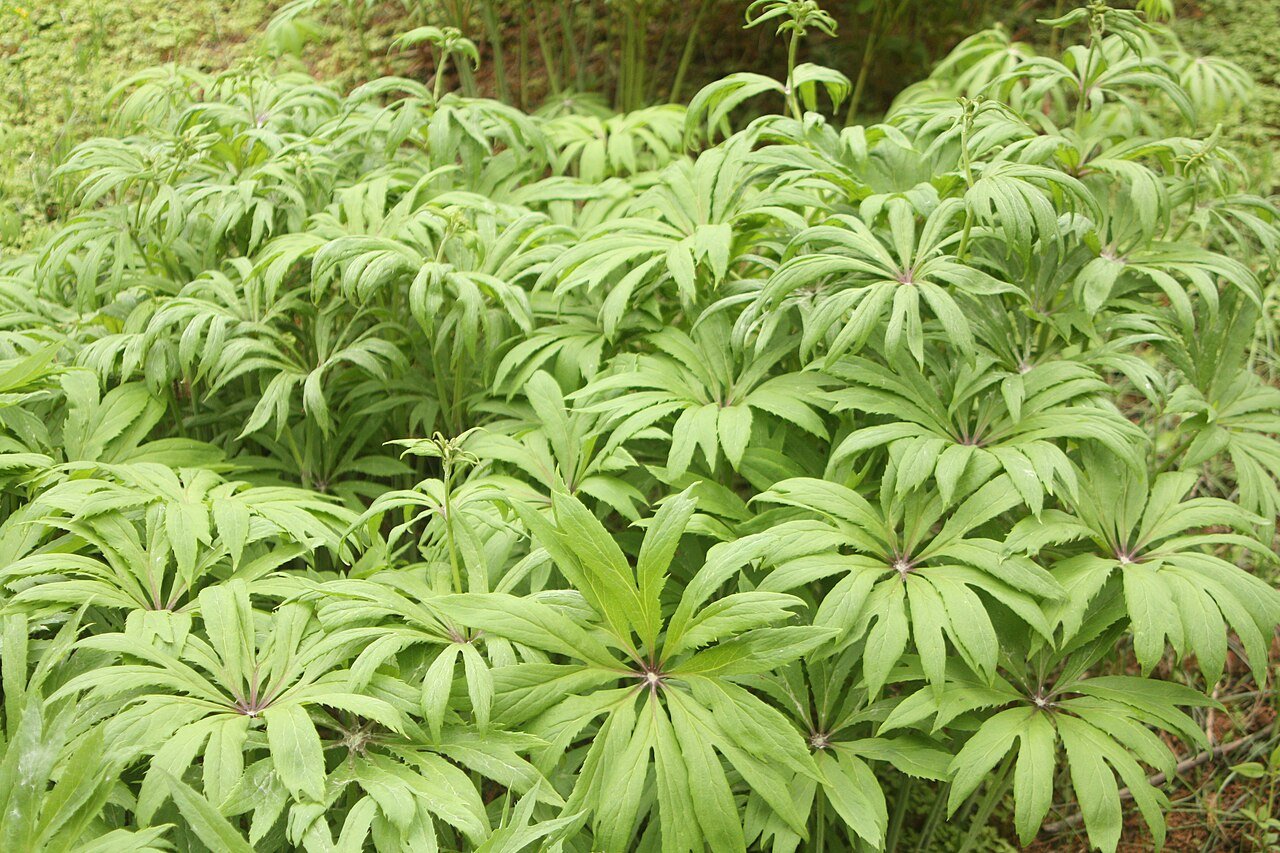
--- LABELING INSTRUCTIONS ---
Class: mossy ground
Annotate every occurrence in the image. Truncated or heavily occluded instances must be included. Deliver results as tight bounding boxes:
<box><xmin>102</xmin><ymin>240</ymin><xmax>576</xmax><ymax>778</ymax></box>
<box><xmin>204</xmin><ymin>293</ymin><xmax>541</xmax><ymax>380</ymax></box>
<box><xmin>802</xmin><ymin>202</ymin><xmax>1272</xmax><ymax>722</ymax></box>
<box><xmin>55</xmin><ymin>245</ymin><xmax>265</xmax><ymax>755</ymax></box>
<box><xmin>1177</xmin><ymin>0</ymin><xmax>1280</xmax><ymax>189</ymax></box>
<box><xmin>0</xmin><ymin>0</ymin><xmax>272</xmax><ymax>247</ymax></box>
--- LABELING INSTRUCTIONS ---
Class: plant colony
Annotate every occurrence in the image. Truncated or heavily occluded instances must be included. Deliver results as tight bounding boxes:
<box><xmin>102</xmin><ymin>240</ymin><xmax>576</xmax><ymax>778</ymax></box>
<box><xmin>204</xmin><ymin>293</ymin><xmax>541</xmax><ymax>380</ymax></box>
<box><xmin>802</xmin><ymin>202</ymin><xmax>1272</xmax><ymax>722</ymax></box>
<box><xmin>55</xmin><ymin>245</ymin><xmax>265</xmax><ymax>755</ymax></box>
<box><xmin>0</xmin><ymin>1</ymin><xmax>1276</xmax><ymax>851</ymax></box>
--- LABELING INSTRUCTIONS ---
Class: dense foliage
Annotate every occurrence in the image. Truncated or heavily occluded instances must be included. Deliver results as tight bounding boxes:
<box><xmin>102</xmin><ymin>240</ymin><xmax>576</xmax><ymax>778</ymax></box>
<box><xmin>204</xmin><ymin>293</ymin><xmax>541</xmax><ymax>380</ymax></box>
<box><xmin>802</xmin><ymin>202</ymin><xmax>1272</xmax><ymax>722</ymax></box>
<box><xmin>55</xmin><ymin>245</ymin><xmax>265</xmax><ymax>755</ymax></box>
<box><xmin>0</xmin><ymin>2</ymin><xmax>1277</xmax><ymax>850</ymax></box>
<box><xmin>0</xmin><ymin>0</ymin><xmax>995</xmax><ymax>247</ymax></box>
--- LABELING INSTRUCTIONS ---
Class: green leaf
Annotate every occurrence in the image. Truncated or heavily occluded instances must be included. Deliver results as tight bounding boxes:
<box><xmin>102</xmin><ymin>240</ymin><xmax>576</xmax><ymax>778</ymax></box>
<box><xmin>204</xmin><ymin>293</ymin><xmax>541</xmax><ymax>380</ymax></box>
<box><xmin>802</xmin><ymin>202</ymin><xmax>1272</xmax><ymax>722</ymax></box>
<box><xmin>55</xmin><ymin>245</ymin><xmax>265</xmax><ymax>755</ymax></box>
<box><xmin>157</xmin><ymin>769</ymin><xmax>256</xmax><ymax>853</ymax></box>
<box><xmin>635</xmin><ymin>487</ymin><xmax>696</xmax><ymax>651</ymax></box>
<box><xmin>947</xmin><ymin>707</ymin><xmax>1028</xmax><ymax>813</ymax></box>
<box><xmin>1059</xmin><ymin>716</ymin><xmax>1124</xmax><ymax>853</ymax></box>
<box><xmin>1013</xmin><ymin>712</ymin><xmax>1056</xmax><ymax>844</ymax></box>
<box><xmin>264</xmin><ymin>704</ymin><xmax>326</xmax><ymax>803</ymax></box>
<box><xmin>817</xmin><ymin>751</ymin><xmax>888</xmax><ymax>847</ymax></box>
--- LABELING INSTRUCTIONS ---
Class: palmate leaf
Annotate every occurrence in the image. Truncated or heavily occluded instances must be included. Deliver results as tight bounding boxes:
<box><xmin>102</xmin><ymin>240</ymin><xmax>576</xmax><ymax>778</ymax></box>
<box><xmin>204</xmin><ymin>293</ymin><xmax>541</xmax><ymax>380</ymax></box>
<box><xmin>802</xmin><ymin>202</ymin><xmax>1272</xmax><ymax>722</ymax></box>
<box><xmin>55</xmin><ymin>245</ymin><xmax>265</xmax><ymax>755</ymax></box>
<box><xmin>542</xmin><ymin>133</ymin><xmax>798</xmax><ymax>334</ymax></box>
<box><xmin>684</xmin><ymin>58</ymin><xmax>848</xmax><ymax>144</ymax></box>
<box><xmin>887</xmin><ymin>664</ymin><xmax>1217</xmax><ymax>853</ymax></box>
<box><xmin>53</xmin><ymin>582</ymin><xmax>408</xmax><ymax>817</ymax></box>
<box><xmin>686</xmin><ymin>73</ymin><xmax>785</xmax><ymax>144</ymax></box>
<box><xmin>1077</xmin><ymin>240</ymin><xmax>1262</xmax><ymax>323</ymax></box>
<box><xmin>439</xmin><ymin>489</ymin><xmax>835</xmax><ymax>849</ymax></box>
<box><xmin>823</xmin><ymin>353</ymin><xmax>1142</xmax><ymax>509</ymax></box>
<box><xmin>0</xmin><ymin>467</ymin><xmax>353</xmax><ymax>616</ymax></box>
<box><xmin>762</xmin><ymin>198</ymin><xmax>1015</xmax><ymax>364</ymax></box>
<box><xmin>1168</xmin><ymin>367</ymin><xmax>1280</xmax><ymax>523</ymax></box>
<box><xmin>743</xmin><ymin>651</ymin><xmax>948</xmax><ymax>850</ymax></box>
<box><xmin>579</xmin><ymin>316</ymin><xmax>829</xmax><ymax>479</ymax></box>
<box><xmin>756</xmin><ymin>473</ymin><xmax>1061</xmax><ymax>693</ymax></box>
<box><xmin>963</xmin><ymin>160</ymin><xmax>1100</xmax><ymax>257</ymax></box>
<box><xmin>307</xmin><ymin>569</ymin><xmax>505</xmax><ymax>737</ymax></box>
<box><xmin>0</xmin><ymin>613</ymin><xmax>174</xmax><ymax>852</ymax></box>
<box><xmin>471</xmin><ymin>370</ymin><xmax>646</xmax><ymax>519</ymax></box>
<box><xmin>216</xmin><ymin>730</ymin><xmax>502</xmax><ymax>850</ymax></box>
<box><xmin>891</xmin><ymin>27</ymin><xmax>1034</xmax><ymax>105</ymax></box>
<box><xmin>546</xmin><ymin>105</ymin><xmax>686</xmax><ymax>182</ymax></box>
<box><xmin>1008</xmin><ymin>459</ymin><xmax>1280</xmax><ymax>683</ymax></box>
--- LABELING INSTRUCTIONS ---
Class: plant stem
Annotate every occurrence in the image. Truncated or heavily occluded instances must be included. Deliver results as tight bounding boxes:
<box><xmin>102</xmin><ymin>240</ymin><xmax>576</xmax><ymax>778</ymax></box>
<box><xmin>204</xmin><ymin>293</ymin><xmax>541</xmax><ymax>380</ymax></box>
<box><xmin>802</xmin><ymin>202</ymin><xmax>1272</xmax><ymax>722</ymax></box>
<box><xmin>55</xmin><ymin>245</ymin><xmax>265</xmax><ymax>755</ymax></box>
<box><xmin>1075</xmin><ymin>27</ymin><xmax>1102</xmax><ymax>135</ymax></box>
<box><xmin>957</xmin><ymin>753</ymin><xmax>1014</xmax><ymax>853</ymax></box>
<box><xmin>845</xmin><ymin>0</ymin><xmax>886</xmax><ymax>124</ymax></box>
<box><xmin>432</xmin><ymin>50</ymin><xmax>453</xmax><ymax>102</ymax></box>
<box><xmin>917</xmin><ymin>782</ymin><xmax>950</xmax><ymax>849</ymax></box>
<box><xmin>958</xmin><ymin>211</ymin><xmax>975</xmax><ymax>259</ymax></box>
<box><xmin>636</xmin><ymin>3</ymin><xmax>650</xmax><ymax>109</ymax></box>
<box><xmin>785</xmin><ymin>30</ymin><xmax>802</xmax><ymax>120</ymax></box>
<box><xmin>671</xmin><ymin>0</ymin><xmax>710</xmax><ymax>103</ymax></box>
<box><xmin>479</xmin><ymin>0</ymin><xmax>508</xmax><ymax>101</ymax></box>
<box><xmin>557</xmin><ymin>0</ymin><xmax>581</xmax><ymax>90</ymax></box>
<box><xmin>957</xmin><ymin>100</ymin><xmax>977</xmax><ymax>258</ymax></box>
<box><xmin>885</xmin><ymin>775</ymin><xmax>915</xmax><ymax>852</ymax></box>
<box><xmin>351</xmin><ymin>3</ymin><xmax>371</xmax><ymax>77</ymax></box>
<box><xmin>1049</xmin><ymin>0</ymin><xmax>1064</xmax><ymax>53</ymax></box>
<box><xmin>517</xmin><ymin>15</ymin><xmax>529</xmax><ymax>110</ymax></box>
<box><xmin>815</xmin><ymin>791</ymin><xmax>826</xmax><ymax>850</ymax></box>
<box><xmin>616</xmin><ymin>4</ymin><xmax>631</xmax><ymax>109</ymax></box>
<box><xmin>647</xmin><ymin>5</ymin><xmax>677</xmax><ymax>103</ymax></box>
<box><xmin>442</xmin><ymin>456</ymin><xmax>463</xmax><ymax>593</ymax></box>
<box><xmin>444</xmin><ymin>0</ymin><xmax>477</xmax><ymax>95</ymax></box>
<box><xmin>532</xmin><ymin>2</ymin><xmax>562</xmax><ymax>97</ymax></box>
<box><xmin>577</xmin><ymin>0</ymin><xmax>596</xmax><ymax>92</ymax></box>
<box><xmin>1173</xmin><ymin>182</ymin><xmax>1200</xmax><ymax>241</ymax></box>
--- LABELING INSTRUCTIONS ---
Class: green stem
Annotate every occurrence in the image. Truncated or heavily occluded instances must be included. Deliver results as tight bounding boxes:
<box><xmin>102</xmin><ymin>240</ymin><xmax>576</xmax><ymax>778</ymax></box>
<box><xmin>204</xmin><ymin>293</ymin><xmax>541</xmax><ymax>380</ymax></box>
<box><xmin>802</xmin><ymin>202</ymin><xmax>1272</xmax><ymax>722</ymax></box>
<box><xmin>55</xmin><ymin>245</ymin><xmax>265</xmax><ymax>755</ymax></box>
<box><xmin>814</xmin><ymin>790</ymin><xmax>826</xmax><ymax>849</ymax></box>
<box><xmin>1049</xmin><ymin>0</ymin><xmax>1065</xmax><ymax>53</ymax></box>
<box><xmin>634</xmin><ymin>3</ymin><xmax>648</xmax><ymax>108</ymax></box>
<box><xmin>577</xmin><ymin>0</ymin><xmax>595</xmax><ymax>92</ymax></box>
<box><xmin>616</xmin><ymin>2</ymin><xmax>647</xmax><ymax>111</ymax></box>
<box><xmin>442</xmin><ymin>457</ymin><xmax>463</xmax><ymax>593</ymax></box>
<box><xmin>283</xmin><ymin>427</ymin><xmax>309</xmax><ymax>488</ymax></box>
<box><xmin>557</xmin><ymin>0</ymin><xmax>581</xmax><ymax>91</ymax></box>
<box><xmin>1153</xmin><ymin>434</ymin><xmax>1191</xmax><ymax>476</ymax></box>
<box><xmin>456</xmin><ymin>59</ymin><xmax>477</xmax><ymax>96</ymax></box>
<box><xmin>1033</xmin><ymin>312</ymin><xmax>1052</xmax><ymax>358</ymax></box>
<box><xmin>646</xmin><ymin>6</ymin><xmax>677</xmax><ymax>103</ymax></box>
<box><xmin>917</xmin><ymin>782</ymin><xmax>950</xmax><ymax>850</ymax></box>
<box><xmin>615</xmin><ymin>5</ymin><xmax>629</xmax><ymax>109</ymax></box>
<box><xmin>957</xmin><ymin>102</ymin><xmax>976</xmax><ymax>258</ymax></box>
<box><xmin>444</xmin><ymin>0</ymin><xmax>477</xmax><ymax>95</ymax></box>
<box><xmin>1075</xmin><ymin>32</ymin><xmax>1101</xmax><ymax>135</ymax></box>
<box><xmin>517</xmin><ymin>15</ymin><xmax>529</xmax><ymax>110</ymax></box>
<box><xmin>670</xmin><ymin>0</ymin><xmax>710</xmax><ymax>103</ymax></box>
<box><xmin>785</xmin><ymin>30</ymin><xmax>802</xmax><ymax>120</ymax></box>
<box><xmin>885</xmin><ymin>775</ymin><xmax>915</xmax><ymax>852</ymax></box>
<box><xmin>479</xmin><ymin>0</ymin><xmax>508</xmax><ymax>101</ymax></box>
<box><xmin>845</xmin><ymin>0</ymin><xmax>885</xmax><ymax>124</ymax></box>
<box><xmin>1173</xmin><ymin>181</ymin><xmax>1199</xmax><ymax>241</ymax></box>
<box><xmin>351</xmin><ymin>4</ymin><xmax>371</xmax><ymax>76</ymax></box>
<box><xmin>958</xmin><ymin>210</ymin><xmax>975</xmax><ymax>259</ymax></box>
<box><xmin>433</xmin><ymin>50</ymin><xmax>453</xmax><ymax>102</ymax></box>
<box><xmin>451</xmin><ymin>350</ymin><xmax>466</xmax><ymax>434</ymax></box>
<box><xmin>957</xmin><ymin>753</ymin><xmax>1015</xmax><ymax>853</ymax></box>
<box><xmin>533</xmin><ymin>3</ymin><xmax>562</xmax><ymax>96</ymax></box>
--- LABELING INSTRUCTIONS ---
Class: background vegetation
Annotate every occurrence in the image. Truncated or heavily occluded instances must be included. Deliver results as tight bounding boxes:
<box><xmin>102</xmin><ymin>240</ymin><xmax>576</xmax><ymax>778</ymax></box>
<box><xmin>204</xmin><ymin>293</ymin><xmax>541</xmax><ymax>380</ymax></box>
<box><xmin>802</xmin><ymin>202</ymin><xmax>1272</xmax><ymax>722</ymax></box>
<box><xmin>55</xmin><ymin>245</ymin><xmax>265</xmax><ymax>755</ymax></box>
<box><xmin>1175</xmin><ymin>0</ymin><xmax>1280</xmax><ymax>190</ymax></box>
<box><xmin>10</xmin><ymin>0</ymin><xmax>1274</xmax><ymax>246</ymax></box>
